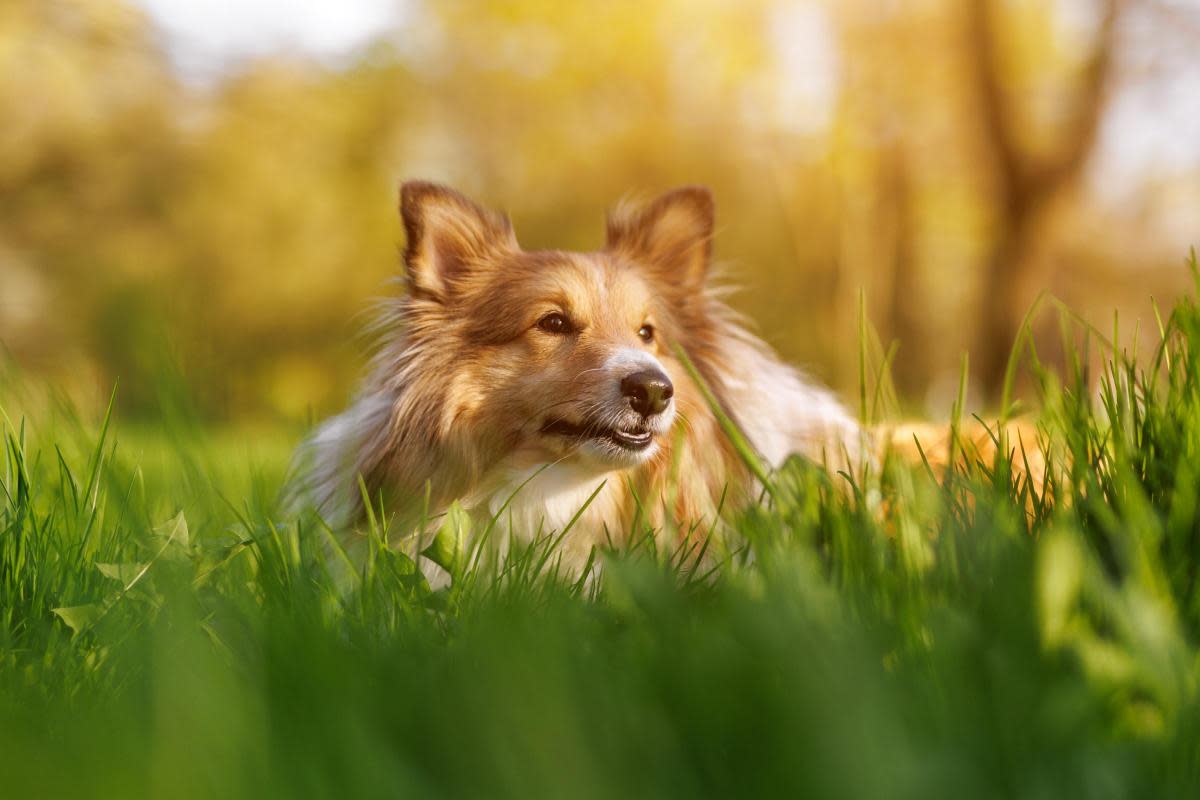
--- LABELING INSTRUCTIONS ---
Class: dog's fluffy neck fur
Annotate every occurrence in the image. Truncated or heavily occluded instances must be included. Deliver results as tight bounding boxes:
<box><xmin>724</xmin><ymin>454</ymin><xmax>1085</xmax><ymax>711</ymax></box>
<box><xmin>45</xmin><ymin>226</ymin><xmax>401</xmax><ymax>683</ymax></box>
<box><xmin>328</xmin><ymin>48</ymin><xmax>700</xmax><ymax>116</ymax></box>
<box><xmin>291</xmin><ymin>182</ymin><xmax>864</xmax><ymax>565</ymax></box>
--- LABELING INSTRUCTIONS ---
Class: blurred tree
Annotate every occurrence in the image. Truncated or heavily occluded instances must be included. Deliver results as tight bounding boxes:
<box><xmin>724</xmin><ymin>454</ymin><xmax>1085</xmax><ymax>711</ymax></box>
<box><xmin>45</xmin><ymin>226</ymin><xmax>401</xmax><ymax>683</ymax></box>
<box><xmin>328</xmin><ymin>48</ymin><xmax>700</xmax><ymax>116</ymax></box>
<box><xmin>0</xmin><ymin>0</ymin><xmax>182</xmax><ymax>411</ymax></box>
<box><xmin>1</xmin><ymin>0</ymin><xmax>1194</xmax><ymax>420</ymax></box>
<box><xmin>966</xmin><ymin>0</ymin><xmax>1123</xmax><ymax>400</ymax></box>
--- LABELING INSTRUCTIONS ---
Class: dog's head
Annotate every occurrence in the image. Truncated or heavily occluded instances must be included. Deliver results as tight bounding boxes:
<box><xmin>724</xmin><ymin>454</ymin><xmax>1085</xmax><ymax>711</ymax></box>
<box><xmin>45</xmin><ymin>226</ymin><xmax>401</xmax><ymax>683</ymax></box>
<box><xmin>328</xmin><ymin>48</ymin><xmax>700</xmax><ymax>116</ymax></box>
<box><xmin>397</xmin><ymin>181</ymin><xmax>717</xmax><ymax>474</ymax></box>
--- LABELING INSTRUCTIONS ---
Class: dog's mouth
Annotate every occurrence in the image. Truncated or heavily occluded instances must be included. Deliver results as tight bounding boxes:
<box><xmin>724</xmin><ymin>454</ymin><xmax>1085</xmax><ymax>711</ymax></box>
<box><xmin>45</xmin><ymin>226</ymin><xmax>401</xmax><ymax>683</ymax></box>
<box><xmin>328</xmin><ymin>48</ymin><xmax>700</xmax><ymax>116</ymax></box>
<box><xmin>540</xmin><ymin>417</ymin><xmax>655</xmax><ymax>451</ymax></box>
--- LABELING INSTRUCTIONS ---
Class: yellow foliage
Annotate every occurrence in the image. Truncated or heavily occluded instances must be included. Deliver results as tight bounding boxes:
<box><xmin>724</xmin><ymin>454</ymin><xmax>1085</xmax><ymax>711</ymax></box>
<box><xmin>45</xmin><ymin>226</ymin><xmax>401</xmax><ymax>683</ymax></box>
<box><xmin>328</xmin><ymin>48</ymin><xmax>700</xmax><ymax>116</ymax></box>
<box><xmin>0</xmin><ymin>0</ymin><xmax>1193</xmax><ymax>420</ymax></box>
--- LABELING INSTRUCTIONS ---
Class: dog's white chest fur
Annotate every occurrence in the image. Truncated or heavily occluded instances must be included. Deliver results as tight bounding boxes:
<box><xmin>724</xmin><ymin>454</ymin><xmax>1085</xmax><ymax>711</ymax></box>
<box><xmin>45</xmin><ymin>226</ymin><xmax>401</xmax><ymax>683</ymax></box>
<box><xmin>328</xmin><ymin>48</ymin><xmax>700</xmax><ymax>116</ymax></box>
<box><xmin>474</xmin><ymin>462</ymin><xmax>623</xmax><ymax>562</ymax></box>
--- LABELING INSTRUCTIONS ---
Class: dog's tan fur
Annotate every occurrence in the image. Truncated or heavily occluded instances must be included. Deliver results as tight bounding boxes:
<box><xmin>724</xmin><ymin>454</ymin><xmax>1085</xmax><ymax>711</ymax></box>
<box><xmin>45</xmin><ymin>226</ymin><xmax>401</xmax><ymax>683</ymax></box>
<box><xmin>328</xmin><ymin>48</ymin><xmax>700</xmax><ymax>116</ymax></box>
<box><xmin>290</xmin><ymin>182</ymin><xmax>868</xmax><ymax>566</ymax></box>
<box><xmin>881</xmin><ymin>418</ymin><xmax>1048</xmax><ymax>490</ymax></box>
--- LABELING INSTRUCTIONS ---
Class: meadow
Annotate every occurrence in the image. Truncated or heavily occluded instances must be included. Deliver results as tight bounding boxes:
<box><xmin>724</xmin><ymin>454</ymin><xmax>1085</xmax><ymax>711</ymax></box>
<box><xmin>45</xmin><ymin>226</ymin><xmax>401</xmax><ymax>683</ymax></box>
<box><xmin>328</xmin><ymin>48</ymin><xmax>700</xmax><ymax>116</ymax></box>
<box><xmin>4</xmin><ymin>261</ymin><xmax>1200</xmax><ymax>799</ymax></box>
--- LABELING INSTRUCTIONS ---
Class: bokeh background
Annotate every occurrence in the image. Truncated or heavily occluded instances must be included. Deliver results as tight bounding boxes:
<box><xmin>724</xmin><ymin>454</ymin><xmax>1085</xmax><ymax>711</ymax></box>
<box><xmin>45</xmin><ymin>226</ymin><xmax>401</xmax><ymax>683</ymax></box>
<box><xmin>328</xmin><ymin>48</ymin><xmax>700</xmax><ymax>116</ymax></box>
<box><xmin>2</xmin><ymin>0</ymin><xmax>1198</xmax><ymax>422</ymax></box>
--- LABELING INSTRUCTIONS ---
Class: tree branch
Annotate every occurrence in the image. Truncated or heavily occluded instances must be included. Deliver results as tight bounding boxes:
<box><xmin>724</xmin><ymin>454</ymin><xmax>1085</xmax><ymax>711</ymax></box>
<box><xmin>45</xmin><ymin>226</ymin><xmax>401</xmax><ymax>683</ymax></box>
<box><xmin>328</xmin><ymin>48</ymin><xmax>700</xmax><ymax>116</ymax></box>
<box><xmin>1033</xmin><ymin>0</ymin><xmax>1122</xmax><ymax>195</ymax></box>
<box><xmin>968</xmin><ymin>0</ymin><xmax>1125</xmax><ymax>207</ymax></box>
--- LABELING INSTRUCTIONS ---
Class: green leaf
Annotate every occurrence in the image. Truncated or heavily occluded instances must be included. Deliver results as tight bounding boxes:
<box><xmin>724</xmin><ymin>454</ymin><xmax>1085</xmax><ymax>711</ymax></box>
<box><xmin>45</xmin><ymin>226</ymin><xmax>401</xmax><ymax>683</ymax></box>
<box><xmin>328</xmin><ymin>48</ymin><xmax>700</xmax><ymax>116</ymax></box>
<box><xmin>1037</xmin><ymin>528</ymin><xmax>1084</xmax><ymax>648</ymax></box>
<box><xmin>422</xmin><ymin>501</ymin><xmax>470</xmax><ymax>575</ymax></box>
<box><xmin>96</xmin><ymin>562</ymin><xmax>150</xmax><ymax>586</ymax></box>
<box><xmin>53</xmin><ymin>604</ymin><xmax>103</xmax><ymax>635</ymax></box>
<box><xmin>192</xmin><ymin>542</ymin><xmax>250</xmax><ymax>588</ymax></box>
<box><xmin>153</xmin><ymin>510</ymin><xmax>190</xmax><ymax>548</ymax></box>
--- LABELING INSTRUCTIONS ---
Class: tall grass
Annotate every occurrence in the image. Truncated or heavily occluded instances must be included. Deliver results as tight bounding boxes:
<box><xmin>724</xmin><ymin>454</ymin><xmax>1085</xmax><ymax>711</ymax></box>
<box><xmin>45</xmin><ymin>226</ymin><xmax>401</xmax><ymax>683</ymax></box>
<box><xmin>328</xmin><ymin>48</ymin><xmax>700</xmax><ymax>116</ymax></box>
<box><xmin>4</xmin><ymin>256</ymin><xmax>1200</xmax><ymax>797</ymax></box>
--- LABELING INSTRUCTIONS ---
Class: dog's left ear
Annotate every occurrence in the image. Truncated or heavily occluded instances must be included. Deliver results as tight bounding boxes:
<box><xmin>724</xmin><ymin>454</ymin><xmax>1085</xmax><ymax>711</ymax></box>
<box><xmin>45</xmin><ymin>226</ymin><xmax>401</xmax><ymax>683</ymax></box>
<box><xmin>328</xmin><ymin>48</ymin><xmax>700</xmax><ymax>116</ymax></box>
<box><xmin>605</xmin><ymin>186</ymin><xmax>714</xmax><ymax>296</ymax></box>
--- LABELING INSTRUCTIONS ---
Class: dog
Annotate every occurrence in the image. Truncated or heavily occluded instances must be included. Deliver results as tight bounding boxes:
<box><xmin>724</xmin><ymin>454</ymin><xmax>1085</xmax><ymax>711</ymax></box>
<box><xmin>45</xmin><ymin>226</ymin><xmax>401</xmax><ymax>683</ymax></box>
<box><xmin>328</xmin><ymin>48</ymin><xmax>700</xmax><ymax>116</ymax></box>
<box><xmin>290</xmin><ymin>181</ymin><xmax>870</xmax><ymax>569</ymax></box>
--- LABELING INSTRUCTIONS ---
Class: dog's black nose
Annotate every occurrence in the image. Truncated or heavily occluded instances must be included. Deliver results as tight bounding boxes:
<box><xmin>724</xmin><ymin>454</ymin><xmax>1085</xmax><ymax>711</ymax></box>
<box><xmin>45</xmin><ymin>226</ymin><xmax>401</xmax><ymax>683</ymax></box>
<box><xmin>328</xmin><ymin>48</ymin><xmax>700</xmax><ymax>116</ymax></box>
<box><xmin>621</xmin><ymin>369</ymin><xmax>674</xmax><ymax>417</ymax></box>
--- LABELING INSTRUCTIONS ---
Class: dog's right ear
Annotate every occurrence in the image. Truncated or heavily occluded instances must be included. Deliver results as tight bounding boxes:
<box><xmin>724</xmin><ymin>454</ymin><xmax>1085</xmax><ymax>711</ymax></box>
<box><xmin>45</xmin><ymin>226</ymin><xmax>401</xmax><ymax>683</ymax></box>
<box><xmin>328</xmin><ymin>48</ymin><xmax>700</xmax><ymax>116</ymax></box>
<box><xmin>400</xmin><ymin>181</ymin><xmax>517</xmax><ymax>300</ymax></box>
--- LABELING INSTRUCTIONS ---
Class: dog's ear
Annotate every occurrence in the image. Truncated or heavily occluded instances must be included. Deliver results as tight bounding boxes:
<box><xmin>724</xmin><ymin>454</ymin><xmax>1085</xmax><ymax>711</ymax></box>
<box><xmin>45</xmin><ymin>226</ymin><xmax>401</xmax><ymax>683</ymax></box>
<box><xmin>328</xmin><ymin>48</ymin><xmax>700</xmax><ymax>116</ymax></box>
<box><xmin>605</xmin><ymin>186</ymin><xmax>714</xmax><ymax>296</ymax></box>
<box><xmin>400</xmin><ymin>181</ymin><xmax>517</xmax><ymax>300</ymax></box>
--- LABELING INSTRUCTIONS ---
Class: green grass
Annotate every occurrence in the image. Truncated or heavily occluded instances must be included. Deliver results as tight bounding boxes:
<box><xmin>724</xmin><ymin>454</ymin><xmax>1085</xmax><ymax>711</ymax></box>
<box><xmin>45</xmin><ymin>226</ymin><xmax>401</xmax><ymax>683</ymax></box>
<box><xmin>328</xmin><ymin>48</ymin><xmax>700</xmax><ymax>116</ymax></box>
<box><xmin>6</xmin><ymin>259</ymin><xmax>1200</xmax><ymax>798</ymax></box>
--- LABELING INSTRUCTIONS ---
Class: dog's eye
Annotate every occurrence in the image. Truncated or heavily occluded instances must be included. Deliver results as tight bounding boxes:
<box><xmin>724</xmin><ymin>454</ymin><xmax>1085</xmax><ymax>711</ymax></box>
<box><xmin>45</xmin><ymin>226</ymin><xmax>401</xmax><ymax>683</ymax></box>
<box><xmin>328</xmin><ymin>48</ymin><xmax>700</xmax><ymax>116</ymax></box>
<box><xmin>537</xmin><ymin>312</ymin><xmax>573</xmax><ymax>335</ymax></box>
<box><xmin>638</xmin><ymin>324</ymin><xmax>655</xmax><ymax>343</ymax></box>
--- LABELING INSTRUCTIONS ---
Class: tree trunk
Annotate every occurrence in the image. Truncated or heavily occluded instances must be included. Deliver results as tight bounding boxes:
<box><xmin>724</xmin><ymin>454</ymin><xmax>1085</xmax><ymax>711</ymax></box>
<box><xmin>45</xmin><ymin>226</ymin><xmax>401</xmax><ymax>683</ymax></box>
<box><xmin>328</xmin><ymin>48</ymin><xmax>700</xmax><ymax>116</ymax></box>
<box><xmin>966</xmin><ymin>0</ymin><xmax>1121</xmax><ymax>402</ymax></box>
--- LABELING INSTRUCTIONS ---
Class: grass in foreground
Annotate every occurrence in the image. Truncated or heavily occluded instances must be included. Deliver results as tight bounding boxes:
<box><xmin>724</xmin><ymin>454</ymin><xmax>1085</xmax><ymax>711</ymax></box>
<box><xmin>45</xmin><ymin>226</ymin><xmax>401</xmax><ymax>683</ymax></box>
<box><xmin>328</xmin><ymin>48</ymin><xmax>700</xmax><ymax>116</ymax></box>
<box><xmin>5</xmin><ymin>264</ymin><xmax>1200</xmax><ymax>797</ymax></box>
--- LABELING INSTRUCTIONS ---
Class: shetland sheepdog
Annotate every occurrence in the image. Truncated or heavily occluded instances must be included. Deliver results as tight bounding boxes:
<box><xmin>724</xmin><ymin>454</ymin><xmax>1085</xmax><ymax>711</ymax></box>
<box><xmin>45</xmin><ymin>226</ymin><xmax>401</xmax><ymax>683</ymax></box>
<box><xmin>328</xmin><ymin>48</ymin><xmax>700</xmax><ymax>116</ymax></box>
<box><xmin>290</xmin><ymin>181</ymin><xmax>873</xmax><ymax>568</ymax></box>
